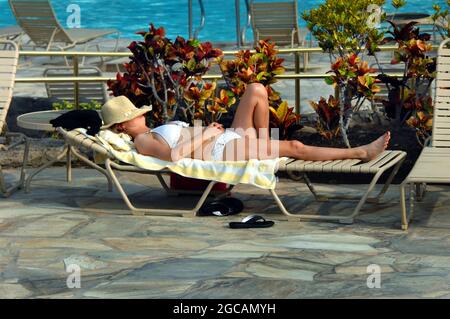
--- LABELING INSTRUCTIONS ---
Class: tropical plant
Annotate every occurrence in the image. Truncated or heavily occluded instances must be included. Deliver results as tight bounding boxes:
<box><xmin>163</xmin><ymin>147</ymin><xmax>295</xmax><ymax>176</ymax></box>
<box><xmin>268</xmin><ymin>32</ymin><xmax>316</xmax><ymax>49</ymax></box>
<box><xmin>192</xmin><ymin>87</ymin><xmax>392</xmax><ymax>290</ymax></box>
<box><xmin>432</xmin><ymin>1</ymin><xmax>450</xmax><ymax>40</ymax></box>
<box><xmin>219</xmin><ymin>40</ymin><xmax>300</xmax><ymax>139</ymax></box>
<box><xmin>303</xmin><ymin>0</ymin><xmax>386</xmax><ymax>147</ymax></box>
<box><xmin>107</xmin><ymin>24</ymin><xmax>224</xmax><ymax>127</ymax></box>
<box><xmin>405</xmin><ymin>96</ymin><xmax>433</xmax><ymax>146</ymax></box>
<box><xmin>309</xmin><ymin>96</ymin><xmax>341</xmax><ymax>139</ymax></box>
<box><xmin>376</xmin><ymin>21</ymin><xmax>436</xmax><ymax>145</ymax></box>
<box><xmin>303</xmin><ymin>0</ymin><xmax>386</xmax><ymax>58</ymax></box>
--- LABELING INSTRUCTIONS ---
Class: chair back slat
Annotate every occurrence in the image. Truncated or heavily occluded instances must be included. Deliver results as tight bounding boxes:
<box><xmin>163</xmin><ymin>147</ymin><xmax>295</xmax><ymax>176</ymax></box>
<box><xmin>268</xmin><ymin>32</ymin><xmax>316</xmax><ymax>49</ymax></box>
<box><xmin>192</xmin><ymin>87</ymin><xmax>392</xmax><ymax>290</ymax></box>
<box><xmin>0</xmin><ymin>40</ymin><xmax>19</xmax><ymax>135</ymax></box>
<box><xmin>9</xmin><ymin>0</ymin><xmax>72</xmax><ymax>47</ymax></box>
<box><xmin>44</xmin><ymin>66</ymin><xmax>108</xmax><ymax>104</ymax></box>
<box><xmin>433</xmin><ymin>39</ymin><xmax>450</xmax><ymax>148</ymax></box>
<box><xmin>250</xmin><ymin>0</ymin><xmax>301</xmax><ymax>47</ymax></box>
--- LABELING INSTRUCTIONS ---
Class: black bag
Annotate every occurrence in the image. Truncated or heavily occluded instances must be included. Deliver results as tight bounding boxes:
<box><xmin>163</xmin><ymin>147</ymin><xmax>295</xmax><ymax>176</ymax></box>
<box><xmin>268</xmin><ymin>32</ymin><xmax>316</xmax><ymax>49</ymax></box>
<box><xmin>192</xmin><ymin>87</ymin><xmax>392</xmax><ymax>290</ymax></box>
<box><xmin>50</xmin><ymin>110</ymin><xmax>102</xmax><ymax>136</ymax></box>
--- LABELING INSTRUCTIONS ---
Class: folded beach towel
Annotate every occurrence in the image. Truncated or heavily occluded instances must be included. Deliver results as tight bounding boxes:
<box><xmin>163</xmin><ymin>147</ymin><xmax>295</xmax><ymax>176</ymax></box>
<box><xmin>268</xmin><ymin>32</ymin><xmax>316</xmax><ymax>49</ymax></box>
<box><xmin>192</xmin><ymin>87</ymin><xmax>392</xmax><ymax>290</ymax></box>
<box><xmin>77</xmin><ymin>128</ymin><xmax>285</xmax><ymax>190</ymax></box>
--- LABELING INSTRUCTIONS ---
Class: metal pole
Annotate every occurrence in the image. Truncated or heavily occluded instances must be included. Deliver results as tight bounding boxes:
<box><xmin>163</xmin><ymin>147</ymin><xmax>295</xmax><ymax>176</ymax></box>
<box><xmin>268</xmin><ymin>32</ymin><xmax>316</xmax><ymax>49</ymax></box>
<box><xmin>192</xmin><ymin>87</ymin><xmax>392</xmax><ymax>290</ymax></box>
<box><xmin>241</xmin><ymin>0</ymin><xmax>251</xmax><ymax>46</ymax></box>
<box><xmin>188</xmin><ymin>0</ymin><xmax>193</xmax><ymax>39</ymax></box>
<box><xmin>235</xmin><ymin>0</ymin><xmax>241</xmax><ymax>47</ymax></box>
<box><xmin>73</xmin><ymin>55</ymin><xmax>79</xmax><ymax>110</ymax></box>
<box><xmin>193</xmin><ymin>0</ymin><xmax>206</xmax><ymax>39</ymax></box>
<box><xmin>295</xmin><ymin>52</ymin><xmax>300</xmax><ymax>116</ymax></box>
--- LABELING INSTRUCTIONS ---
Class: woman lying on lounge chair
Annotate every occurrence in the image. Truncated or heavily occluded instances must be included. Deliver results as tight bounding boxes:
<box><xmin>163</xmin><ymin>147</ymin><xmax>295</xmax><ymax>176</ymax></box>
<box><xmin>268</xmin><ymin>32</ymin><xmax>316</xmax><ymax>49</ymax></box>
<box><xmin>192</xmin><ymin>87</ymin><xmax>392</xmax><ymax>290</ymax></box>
<box><xmin>101</xmin><ymin>83</ymin><xmax>390</xmax><ymax>162</ymax></box>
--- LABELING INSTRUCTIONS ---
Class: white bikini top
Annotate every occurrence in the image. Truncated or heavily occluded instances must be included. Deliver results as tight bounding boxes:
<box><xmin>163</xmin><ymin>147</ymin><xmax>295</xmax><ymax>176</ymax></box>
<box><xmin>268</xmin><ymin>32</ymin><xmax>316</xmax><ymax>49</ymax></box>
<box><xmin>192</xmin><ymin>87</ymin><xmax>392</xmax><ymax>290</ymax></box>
<box><xmin>149</xmin><ymin>121</ymin><xmax>190</xmax><ymax>149</ymax></box>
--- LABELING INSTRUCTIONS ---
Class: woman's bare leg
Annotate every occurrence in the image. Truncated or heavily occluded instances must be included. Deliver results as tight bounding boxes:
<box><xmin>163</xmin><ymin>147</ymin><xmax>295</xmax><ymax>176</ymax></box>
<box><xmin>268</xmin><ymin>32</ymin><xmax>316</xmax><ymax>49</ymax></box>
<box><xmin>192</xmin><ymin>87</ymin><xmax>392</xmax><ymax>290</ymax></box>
<box><xmin>230</xmin><ymin>83</ymin><xmax>270</xmax><ymax>141</ymax></box>
<box><xmin>223</xmin><ymin>132</ymin><xmax>391</xmax><ymax>162</ymax></box>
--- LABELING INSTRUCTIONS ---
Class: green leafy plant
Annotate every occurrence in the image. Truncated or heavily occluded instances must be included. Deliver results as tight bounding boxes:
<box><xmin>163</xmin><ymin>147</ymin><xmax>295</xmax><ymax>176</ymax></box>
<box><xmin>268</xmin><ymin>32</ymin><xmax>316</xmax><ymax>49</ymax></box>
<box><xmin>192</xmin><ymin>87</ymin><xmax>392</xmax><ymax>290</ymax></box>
<box><xmin>107</xmin><ymin>24</ymin><xmax>224</xmax><ymax>127</ymax></box>
<box><xmin>304</xmin><ymin>0</ymin><xmax>385</xmax><ymax>147</ymax></box>
<box><xmin>219</xmin><ymin>40</ymin><xmax>300</xmax><ymax>139</ymax></box>
<box><xmin>391</xmin><ymin>0</ymin><xmax>406</xmax><ymax>9</ymax></box>
<box><xmin>432</xmin><ymin>1</ymin><xmax>450</xmax><ymax>40</ymax></box>
<box><xmin>52</xmin><ymin>100</ymin><xmax>102</xmax><ymax>111</ymax></box>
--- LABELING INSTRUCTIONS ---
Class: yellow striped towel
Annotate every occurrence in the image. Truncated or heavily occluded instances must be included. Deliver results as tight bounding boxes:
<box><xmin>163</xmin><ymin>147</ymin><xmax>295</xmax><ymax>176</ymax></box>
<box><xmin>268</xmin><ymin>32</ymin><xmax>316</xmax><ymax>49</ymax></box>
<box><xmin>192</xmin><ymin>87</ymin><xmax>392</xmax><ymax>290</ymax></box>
<box><xmin>82</xmin><ymin>129</ymin><xmax>285</xmax><ymax>190</ymax></box>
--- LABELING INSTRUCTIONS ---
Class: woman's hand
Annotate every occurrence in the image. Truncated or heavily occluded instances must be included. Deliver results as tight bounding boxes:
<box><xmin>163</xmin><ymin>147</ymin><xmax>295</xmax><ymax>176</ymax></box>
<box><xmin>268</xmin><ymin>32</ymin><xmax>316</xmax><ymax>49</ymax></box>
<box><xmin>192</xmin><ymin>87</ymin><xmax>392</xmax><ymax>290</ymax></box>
<box><xmin>203</xmin><ymin>122</ymin><xmax>224</xmax><ymax>141</ymax></box>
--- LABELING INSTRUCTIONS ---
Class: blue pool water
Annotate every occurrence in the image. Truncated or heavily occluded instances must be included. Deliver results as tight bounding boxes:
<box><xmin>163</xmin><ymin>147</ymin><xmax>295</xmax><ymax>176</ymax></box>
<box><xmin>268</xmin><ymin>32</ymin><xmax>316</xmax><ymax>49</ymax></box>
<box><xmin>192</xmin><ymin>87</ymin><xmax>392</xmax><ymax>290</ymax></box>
<box><xmin>0</xmin><ymin>0</ymin><xmax>447</xmax><ymax>42</ymax></box>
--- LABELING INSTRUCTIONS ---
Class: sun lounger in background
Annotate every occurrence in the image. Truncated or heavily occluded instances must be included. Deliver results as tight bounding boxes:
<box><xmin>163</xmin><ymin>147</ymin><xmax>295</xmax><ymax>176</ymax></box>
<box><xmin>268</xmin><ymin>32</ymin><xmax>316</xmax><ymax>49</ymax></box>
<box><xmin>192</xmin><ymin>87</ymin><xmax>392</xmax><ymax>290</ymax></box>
<box><xmin>400</xmin><ymin>38</ymin><xmax>450</xmax><ymax>230</ymax></box>
<box><xmin>44</xmin><ymin>66</ymin><xmax>108</xmax><ymax>104</ymax></box>
<box><xmin>8</xmin><ymin>0</ymin><xmax>120</xmax><ymax>65</ymax></box>
<box><xmin>250</xmin><ymin>0</ymin><xmax>311</xmax><ymax>69</ymax></box>
<box><xmin>0</xmin><ymin>40</ymin><xmax>29</xmax><ymax>197</ymax></box>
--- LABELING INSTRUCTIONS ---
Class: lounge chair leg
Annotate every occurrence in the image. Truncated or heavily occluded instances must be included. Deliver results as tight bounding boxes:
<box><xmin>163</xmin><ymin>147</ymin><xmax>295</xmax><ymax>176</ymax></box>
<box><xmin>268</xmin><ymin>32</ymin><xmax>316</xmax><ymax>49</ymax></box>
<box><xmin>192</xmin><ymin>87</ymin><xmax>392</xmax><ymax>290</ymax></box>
<box><xmin>286</xmin><ymin>171</ymin><xmax>327</xmax><ymax>201</ymax></box>
<box><xmin>18</xmin><ymin>135</ymin><xmax>30</xmax><ymax>189</ymax></box>
<box><xmin>0</xmin><ymin>133</ymin><xmax>30</xmax><ymax>197</ymax></box>
<box><xmin>369</xmin><ymin>156</ymin><xmax>405</xmax><ymax>203</ymax></box>
<box><xmin>269</xmin><ymin>188</ymin><xmax>301</xmax><ymax>221</ymax></box>
<box><xmin>415</xmin><ymin>183</ymin><xmax>426</xmax><ymax>202</ymax></box>
<box><xmin>302</xmin><ymin>174</ymin><xmax>328</xmax><ymax>201</ymax></box>
<box><xmin>187</xmin><ymin>181</ymin><xmax>217</xmax><ymax>217</ymax></box>
<box><xmin>105</xmin><ymin>159</ymin><xmax>216</xmax><ymax>217</ymax></box>
<box><xmin>303</xmin><ymin>52</ymin><xmax>309</xmax><ymax>71</ymax></box>
<box><xmin>70</xmin><ymin>146</ymin><xmax>113</xmax><ymax>192</ymax></box>
<box><xmin>0</xmin><ymin>165</ymin><xmax>8</xmax><ymax>196</ymax></box>
<box><xmin>66</xmin><ymin>145</ymin><xmax>72</xmax><ymax>183</ymax></box>
<box><xmin>347</xmin><ymin>170</ymin><xmax>384</xmax><ymax>220</ymax></box>
<box><xmin>155</xmin><ymin>173</ymin><xmax>173</xmax><ymax>195</ymax></box>
<box><xmin>25</xmin><ymin>145</ymin><xmax>69</xmax><ymax>193</ymax></box>
<box><xmin>410</xmin><ymin>183</ymin><xmax>415</xmax><ymax>226</ymax></box>
<box><xmin>400</xmin><ymin>182</ymin><xmax>409</xmax><ymax>231</ymax></box>
<box><xmin>270</xmin><ymin>188</ymin><xmax>354</xmax><ymax>222</ymax></box>
<box><xmin>105</xmin><ymin>159</ymin><xmax>142</xmax><ymax>215</ymax></box>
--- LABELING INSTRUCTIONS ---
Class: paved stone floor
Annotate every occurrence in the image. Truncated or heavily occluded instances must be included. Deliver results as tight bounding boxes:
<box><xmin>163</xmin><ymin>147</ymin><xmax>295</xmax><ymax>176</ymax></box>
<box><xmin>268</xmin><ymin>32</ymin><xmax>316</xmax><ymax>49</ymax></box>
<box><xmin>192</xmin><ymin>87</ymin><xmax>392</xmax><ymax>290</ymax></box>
<box><xmin>0</xmin><ymin>167</ymin><xmax>449</xmax><ymax>299</ymax></box>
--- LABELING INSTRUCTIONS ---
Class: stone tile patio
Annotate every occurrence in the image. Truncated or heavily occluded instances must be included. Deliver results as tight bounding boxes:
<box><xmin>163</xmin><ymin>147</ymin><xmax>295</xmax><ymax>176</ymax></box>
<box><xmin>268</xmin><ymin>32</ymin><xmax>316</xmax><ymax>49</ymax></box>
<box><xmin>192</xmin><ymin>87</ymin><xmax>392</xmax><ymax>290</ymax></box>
<box><xmin>0</xmin><ymin>167</ymin><xmax>449</xmax><ymax>299</ymax></box>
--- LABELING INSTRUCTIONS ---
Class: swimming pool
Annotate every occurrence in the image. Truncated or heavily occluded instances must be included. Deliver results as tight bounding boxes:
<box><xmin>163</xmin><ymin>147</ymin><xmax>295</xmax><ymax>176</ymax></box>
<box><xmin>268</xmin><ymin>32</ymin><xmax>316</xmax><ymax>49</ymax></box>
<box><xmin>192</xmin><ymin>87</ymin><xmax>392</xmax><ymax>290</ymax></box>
<box><xmin>0</xmin><ymin>0</ymin><xmax>447</xmax><ymax>42</ymax></box>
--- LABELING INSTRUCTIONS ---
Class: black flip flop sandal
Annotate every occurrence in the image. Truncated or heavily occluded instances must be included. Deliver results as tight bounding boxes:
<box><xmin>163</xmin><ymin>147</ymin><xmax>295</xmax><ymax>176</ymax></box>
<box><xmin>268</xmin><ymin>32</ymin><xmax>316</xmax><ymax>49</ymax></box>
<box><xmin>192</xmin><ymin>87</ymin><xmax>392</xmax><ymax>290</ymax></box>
<box><xmin>229</xmin><ymin>215</ymin><xmax>275</xmax><ymax>229</ymax></box>
<box><xmin>198</xmin><ymin>201</ymin><xmax>230</xmax><ymax>216</ymax></box>
<box><xmin>218</xmin><ymin>197</ymin><xmax>244</xmax><ymax>215</ymax></box>
<box><xmin>199</xmin><ymin>197</ymin><xmax>244</xmax><ymax>217</ymax></box>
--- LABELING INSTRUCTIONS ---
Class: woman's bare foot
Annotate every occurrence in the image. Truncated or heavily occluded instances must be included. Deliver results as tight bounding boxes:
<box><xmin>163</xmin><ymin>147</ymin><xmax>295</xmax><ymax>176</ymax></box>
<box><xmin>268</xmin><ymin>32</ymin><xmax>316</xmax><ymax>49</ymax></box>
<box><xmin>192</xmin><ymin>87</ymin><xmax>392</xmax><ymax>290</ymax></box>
<box><xmin>358</xmin><ymin>132</ymin><xmax>391</xmax><ymax>162</ymax></box>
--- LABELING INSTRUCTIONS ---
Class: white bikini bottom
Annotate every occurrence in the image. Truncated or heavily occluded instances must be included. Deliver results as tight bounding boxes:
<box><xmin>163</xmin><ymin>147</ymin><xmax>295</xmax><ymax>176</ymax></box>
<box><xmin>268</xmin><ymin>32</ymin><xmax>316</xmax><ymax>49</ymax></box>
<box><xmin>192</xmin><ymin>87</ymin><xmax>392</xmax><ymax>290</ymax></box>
<box><xmin>211</xmin><ymin>129</ymin><xmax>242</xmax><ymax>161</ymax></box>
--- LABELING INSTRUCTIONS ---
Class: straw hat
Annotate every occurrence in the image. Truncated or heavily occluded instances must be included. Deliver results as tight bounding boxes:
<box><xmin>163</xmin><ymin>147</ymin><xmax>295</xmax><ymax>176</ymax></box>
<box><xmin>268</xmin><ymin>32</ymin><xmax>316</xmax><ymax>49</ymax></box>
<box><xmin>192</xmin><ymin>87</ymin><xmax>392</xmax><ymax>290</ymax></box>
<box><xmin>101</xmin><ymin>96</ymin><xmax>152</xmax><ymax>129</ymax></box>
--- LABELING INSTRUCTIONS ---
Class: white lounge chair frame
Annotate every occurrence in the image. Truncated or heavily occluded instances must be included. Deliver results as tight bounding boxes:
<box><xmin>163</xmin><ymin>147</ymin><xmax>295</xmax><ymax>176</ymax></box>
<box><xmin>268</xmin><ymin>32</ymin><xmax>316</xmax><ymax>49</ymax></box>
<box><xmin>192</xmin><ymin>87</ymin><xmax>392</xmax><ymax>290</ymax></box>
<box><xmin>8</xmin><ymin>0</ymin><xmax>120</xmax><ymax>65</ymax></box>
<box><xmin>56</xmin><ymin>128</ymin><xmax>405</xmax><ymax>223</ymax></box>
<box><xmin>400</xmin><ymin>38</ymin><xmax>450</xmax><ymax>230</ymax></box>
<box><xmin>0</xmin><ymin>40</ymin><xmax>29</xmax><ymax>197</ymax></box>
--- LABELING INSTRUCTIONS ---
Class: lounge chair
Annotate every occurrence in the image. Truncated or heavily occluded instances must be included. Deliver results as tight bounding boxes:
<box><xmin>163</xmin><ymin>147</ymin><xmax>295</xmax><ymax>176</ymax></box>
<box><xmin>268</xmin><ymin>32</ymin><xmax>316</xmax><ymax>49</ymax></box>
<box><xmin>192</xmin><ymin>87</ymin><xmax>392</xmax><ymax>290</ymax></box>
<box><xmin>250</xmin><ymin>0</ymin><xmax>310</xmax><ymax>69</ymax></box>
<box><xmin>56</xmin><ymin>127</ymin><xmax>405</xmax><ymax>223</ymax></box>
<box><xmin>44</xmin><ymin>66</ymin><xmax>108</xmax><ymax>104</ymax></box>
<box><xmin>0</xmin><ymin>40</ymin><xmax>29</xmax><ymax>197</ymax></box>
<box><xmin>400</xmin><ymin>38</ymin><xmax>450</xmax><ymax>230</ymax></box>
<box><xmin>8</xmin><ymin>0</ymin><xmax>120</xmax><ymax>64</ymax></box>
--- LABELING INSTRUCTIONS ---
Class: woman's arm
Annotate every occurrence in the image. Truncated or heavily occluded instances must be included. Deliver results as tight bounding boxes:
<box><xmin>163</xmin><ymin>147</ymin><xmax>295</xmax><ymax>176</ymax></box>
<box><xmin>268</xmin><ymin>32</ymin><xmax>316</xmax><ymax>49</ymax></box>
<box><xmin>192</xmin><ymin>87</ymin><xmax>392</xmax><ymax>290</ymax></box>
<box><xmin>134</xmin><ymin>134</ymin><xmax>173</xmax><ymax>161</ymax></box>
<box><xmin>134</xmin><ymin>123</ymin><xmax>224</xmax><ymax>162</ymax></box>
<box><xmin>171</xmin><ymin>123</ymin><xmax>224</xmax><ymax>161</ymax></box>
